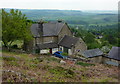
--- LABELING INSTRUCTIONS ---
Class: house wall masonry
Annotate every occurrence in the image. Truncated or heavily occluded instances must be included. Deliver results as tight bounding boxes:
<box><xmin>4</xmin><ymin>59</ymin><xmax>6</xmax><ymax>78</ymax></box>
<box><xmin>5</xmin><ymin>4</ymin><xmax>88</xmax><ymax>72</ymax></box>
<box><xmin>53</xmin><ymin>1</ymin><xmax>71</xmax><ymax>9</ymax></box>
<box><xmin>74</xmin><ymin>38</ymin><xmax>87</xmax><ymax>55</ymax></box>
<box><xmin>36</xmin><ymin>36</ymin><xmax>58</xmax><ymax>44</ymax></box>
<box><xmin>89</xmin><ymin>56</ymin><xmax>103</xmax><ymax>63</ymax></box>
<box><xmin>103</xmin><ymin>57</ymin><xmax>120</xmax><ymax>66</ymax></box>
<box><xmin>58</xmin><ymin>24</ymin><xmax>72</xmax><ymax>41</ymax></box>
<box><xmin>35</xmin><ymin>23</ymin><xmax>72</xmax><ymax>45</ymax></box>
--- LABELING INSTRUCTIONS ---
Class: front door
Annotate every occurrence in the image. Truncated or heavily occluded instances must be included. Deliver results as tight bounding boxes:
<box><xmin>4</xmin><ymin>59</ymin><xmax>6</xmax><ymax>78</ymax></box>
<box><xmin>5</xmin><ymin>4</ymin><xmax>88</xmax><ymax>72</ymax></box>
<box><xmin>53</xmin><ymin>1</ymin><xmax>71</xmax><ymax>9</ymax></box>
<box><xmin>49</xmin><ymin>48</ymin><xmax>52</xmax><ymax>54</ymax></box>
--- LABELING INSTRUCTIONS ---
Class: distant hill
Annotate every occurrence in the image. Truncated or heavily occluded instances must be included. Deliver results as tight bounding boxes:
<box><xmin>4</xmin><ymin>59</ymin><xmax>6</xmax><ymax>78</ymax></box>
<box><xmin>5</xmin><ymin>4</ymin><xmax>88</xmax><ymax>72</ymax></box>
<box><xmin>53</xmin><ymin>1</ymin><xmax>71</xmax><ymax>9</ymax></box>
<box><xmin>4</xmin><ymin>8</ymin><xmax>118</xmax><ymax>25</ymax></box>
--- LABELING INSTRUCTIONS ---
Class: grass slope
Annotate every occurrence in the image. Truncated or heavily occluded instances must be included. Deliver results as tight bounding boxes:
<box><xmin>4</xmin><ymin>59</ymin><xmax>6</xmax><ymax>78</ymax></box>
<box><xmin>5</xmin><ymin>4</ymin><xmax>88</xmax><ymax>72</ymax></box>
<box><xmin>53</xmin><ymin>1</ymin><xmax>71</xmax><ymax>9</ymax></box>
<box><xmin>2</xmin><ymin>51</ymin><xmax>119</xmax><ymax>82</ymax></box>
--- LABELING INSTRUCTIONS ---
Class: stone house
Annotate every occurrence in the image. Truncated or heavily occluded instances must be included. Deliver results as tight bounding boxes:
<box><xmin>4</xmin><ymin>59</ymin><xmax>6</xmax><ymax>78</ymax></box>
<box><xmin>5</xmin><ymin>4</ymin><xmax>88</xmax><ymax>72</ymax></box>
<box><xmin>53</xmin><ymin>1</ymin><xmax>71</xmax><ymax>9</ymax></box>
<box><xmin>58</xmin><ymin>35</ymin><xmax>87</xmax><ymax>56</ymax></box>
<box><xmin>26</xmin><ymin>21</ymin><xmax>87</xmax><ymax>55</ymax></box>
<box><xmin>104</xmin><ymin>47</ymin><xmax>120</xmax><ymax>66</ymax></box>
<box><xmin>81</xmin><ymin>48</ymin><xmax>104</xmax><ymax>63</ymax></box>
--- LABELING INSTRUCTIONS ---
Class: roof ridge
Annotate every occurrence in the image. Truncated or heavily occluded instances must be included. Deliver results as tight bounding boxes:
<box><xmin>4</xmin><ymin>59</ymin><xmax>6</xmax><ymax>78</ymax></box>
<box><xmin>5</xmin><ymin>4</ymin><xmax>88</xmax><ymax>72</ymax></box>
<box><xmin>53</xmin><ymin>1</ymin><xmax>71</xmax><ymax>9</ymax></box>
<box><xmin>57</xmin><ymin>22</ymin><xmax>65</xmax><ymax>35</ymax></box>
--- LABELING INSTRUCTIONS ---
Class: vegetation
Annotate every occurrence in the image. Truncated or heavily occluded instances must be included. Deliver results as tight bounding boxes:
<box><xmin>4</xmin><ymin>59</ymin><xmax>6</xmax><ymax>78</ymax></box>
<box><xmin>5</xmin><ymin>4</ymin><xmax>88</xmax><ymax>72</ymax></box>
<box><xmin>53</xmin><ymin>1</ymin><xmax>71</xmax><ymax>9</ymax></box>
<box><xmin>3</xmin><ymin>9</ymin><xmax>119</xmax><ymax>49</ymax></box>
<box><xmin>49</xmin><ymin>66</ymin><xmax>75</xmax><ymax>78</ymax></box>
<box><xmin>2</xmin><ymin>9</ymin><xmax>32</xmax><ymax>49</ymax></box>
<box><xmin>1</xmin><ymin>9</ymin><xmax>119</xmax><ymax>82</ymax></box>
<box><xmin>62</xmin><ymin>52</ymin><xmax>68</xmax><ymax>56</ymax></box>
<box><xmin>2</xmin><ymin>51</ymin><xmax>119</xmax><ymax>82</ymax></box>
<box><xmin>70</xmin><ymin>23</ymin><xmax>119</xmax><ymax>49</ymax></box>
<box><xmin>5</xmin><ymin>9</ymin><xmax>117</xmax><ymax>25</ymax></box>
<box><xmin>76</xmin><ymin>62</ymin><xmax>95</xmax><ymax>67</ymax></box>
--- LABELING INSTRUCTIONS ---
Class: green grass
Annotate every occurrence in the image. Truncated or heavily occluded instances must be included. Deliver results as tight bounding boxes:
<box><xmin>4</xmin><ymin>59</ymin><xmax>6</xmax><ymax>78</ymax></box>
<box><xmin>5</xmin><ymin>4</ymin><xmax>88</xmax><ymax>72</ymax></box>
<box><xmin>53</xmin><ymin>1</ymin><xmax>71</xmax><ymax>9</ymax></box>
<box><xmin>30</xmin><ymin>57</ymin><xmax>43</xmax><ymax>64</ymax></box>
<box><xmin>61</xmin><ymin>52</ymin><xmax>68</xmax><ymax>56</ymax></box>
<box><xmin>2</xmin><ymin>50</ymin><xmax>31</xmax><ymax>60</ymax></box>
<box><xmin>49</xmin><ymin>66</ymin><xmax>75</xmax><ymax>78</ymax></box>
<box><xmin>46</xmin><ymin>57</ymin><xmax>60</xmax><ymax>63</ymax></box>
<box><xmin>2</xmin><ymin>51</ymin><xmax>118</xmax><ymax>82</ymax></box>
<box><xmin>3</xmin><ymin>56</ymin><xmax>17</xmax><ymax>61</ymax></box>
<box><xmin>76</xmin><ymin>62</ymin><xmax>95</xmax><ymax>67</ymax></box>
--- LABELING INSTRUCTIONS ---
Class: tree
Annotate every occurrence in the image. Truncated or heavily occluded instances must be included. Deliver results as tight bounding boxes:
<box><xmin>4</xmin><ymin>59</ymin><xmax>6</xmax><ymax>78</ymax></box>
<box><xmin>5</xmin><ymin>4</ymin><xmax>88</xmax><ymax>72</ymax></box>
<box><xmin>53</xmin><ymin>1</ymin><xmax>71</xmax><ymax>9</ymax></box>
<box><xmin>102</xmin><ymin>34</ymin><xmax>117</xmax><ymax>45</ymax></box>
<box><xmin>84</xmin><ymin>33</ymin><xmax>95</xmax><ymax>43</ymax></box>
<box><xmin>2</xmin><ymin>9</ymin><xmax>32</xmax><ymax>49</ymax></box>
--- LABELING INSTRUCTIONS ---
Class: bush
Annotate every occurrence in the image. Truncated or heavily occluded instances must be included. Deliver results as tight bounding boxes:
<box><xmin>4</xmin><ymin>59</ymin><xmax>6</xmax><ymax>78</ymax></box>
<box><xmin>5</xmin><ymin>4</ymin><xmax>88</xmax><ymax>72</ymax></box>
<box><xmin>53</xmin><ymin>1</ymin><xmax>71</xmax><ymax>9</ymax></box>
<box><xmin>47</xmin><ymin>52</ymin><xmax>51</xmax><ymax>55</ymax></box>
<box><xmin>35</xmin><ymin>49</ymin><xmax>40</xmax><ymax>54</ymax></box>
<box><xmin>87</xmin><ymin>42</ymin><xmax>102</xmax><ymax>49</ymax></box>
<box><xmin>30</xmin><ymin>64</ymin><xmax>38</xmax><ymax>68</ymax></box>
<box><xmin>30</xmin><ymin>57</ymin><xmax>43</xmax><ymax>64</ymax></box>
<box><xmin>9</xmin><ymin>61</ymin><xmax>20</xmax><ymax>67</ymax></box>
<box><xmin>3</xmin><ymin>56</ymin><xmax>17</xmax><ymax>61</ymax></box>
<box><xmin>11</xmin><ymin>45</ymin><xmax>18</xmax><ymax>49</ymax></box>
<box><xmin>46</xmin><ymin>57</ymin><xmax>60</xmax><ymax>62</ymax></box>
<box><xmin>76</xmin><ymin>62</ymin><xmax>95</xmax><ymax>67</ymax></box>
<box><xmin>41</xmin><ymin>65</ymin><xmax>51</xmax><ymax>70</ymax></box>
<box><xmin>49</xmin><ymin>66</ymin><xmax>75</xmax><ymax>78</ymax></box>
<box><xmin>62</xmin><ymin>53</ymin><xmax>68</xmax><ymax>56</ymax></box>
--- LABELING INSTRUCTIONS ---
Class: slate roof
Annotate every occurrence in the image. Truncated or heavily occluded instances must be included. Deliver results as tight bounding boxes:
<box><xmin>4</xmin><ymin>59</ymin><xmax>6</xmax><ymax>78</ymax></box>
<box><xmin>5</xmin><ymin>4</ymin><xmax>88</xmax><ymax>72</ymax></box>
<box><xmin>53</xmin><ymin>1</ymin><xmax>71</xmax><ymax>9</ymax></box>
<box><xmin>36</xmin><ymin>43</ymin><xmax>58</xmax><ymax>49</ymax></box>
<box><xmin>82</xmin><ymin>48</ymin><xmax>103</xmax><ymax>58</ymax></box>
<box><xmin>30</xmin><ymin>22</ymin><xmax>65</xmax><ymax>37</ymax></box>
<box><xmin>58</xmin><ymin>35</ymin><xmax>79</xmax><ymax>48</ymax></box>
<box><xmin>107</xmin><ymin>47</ymin><xmax>120</xmax><ymax>61</ymax></box>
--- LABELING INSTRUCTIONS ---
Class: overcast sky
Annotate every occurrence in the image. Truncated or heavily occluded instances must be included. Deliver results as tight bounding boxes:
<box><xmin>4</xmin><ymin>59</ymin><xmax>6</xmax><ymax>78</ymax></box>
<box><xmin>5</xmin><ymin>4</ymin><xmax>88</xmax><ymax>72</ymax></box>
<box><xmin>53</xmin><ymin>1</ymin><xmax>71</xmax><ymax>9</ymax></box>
<box><xmin>0</xmin><ymin>0</ymin><xmax>119</xmax><ymax>10</ymax></box>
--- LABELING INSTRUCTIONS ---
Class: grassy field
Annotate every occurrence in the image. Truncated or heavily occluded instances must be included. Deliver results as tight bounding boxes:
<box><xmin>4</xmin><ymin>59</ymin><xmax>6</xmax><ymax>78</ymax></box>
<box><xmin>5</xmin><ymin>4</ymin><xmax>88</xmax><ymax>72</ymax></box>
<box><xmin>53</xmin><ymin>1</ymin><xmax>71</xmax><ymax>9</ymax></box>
<box><xmin>1</xmin><ymin>51</ymin><xmax>119</xmax><ymax>82</ymax></box>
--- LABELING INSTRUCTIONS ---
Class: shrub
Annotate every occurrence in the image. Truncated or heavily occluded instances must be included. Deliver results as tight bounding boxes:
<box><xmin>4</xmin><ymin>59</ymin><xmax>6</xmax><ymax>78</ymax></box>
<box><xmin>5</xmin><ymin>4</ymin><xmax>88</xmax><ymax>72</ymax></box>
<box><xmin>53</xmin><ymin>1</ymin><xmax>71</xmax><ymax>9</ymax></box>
<box><xmin>3</xmin><ymin>56</ymin><xmax>17</xmax><ymax>61</ymax></box>
<box><xmin>41</xmin><ymin>65</ymin><xmax>51</xmax><ymax>70</ymax></box>
<box><xmin>35</xmin><ymin>49</ymin><xmax>40</xmax><ymax>54</ymax></box>
<box><xmin>31</xmin><ymin>57</ymin><xmax>43</xmax><ymax>64</ymax></box>
<box><xmin>30</xmin><ymin>64</ymin><xmax>38</xmax><ymax>68</ymax></box>
<box><xmin>76</xmin><ymin>62</ymin><xmax>95</xmax><ymax>67</ymax></box>
<box><xmin>9</xmin><ymin>61</ymin><xmax>20</xmax><ymax>67</ymax></box>
<box><xmin>62</xmin><ymin>53</ymin><xmax>68</xmax><ymax>56</ymax></box>
<box><xmin>49</xmin><ymin>66</ymin><xmax>75</xmax><ymax>78</ymax></box>
<box><xmin>47</xmin><ymin>52</ymin><xmax>51</xmax><ymax>55</ymax></box>
<box><xmin>46</xmin><ymin>57</ymin><xmax>60</xmax><ymax>62</ymax></box>
<box><xmin>11</xmin><ymin>45</ymin><xmax>18</xmax><ymax>49</ymax></box>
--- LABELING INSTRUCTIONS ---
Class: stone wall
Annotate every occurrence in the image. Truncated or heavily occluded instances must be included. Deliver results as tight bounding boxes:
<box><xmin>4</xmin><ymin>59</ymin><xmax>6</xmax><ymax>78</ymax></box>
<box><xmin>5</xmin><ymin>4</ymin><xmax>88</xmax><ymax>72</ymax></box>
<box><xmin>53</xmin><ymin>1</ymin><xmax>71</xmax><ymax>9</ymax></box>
<box><xmin>73</xmin><ymin>38</ymin><xmax>87</xmax><ymax>55</ymax></box>
<box><xmin>89</xmin><ymin>56</ymin><xmax>103</xmax><ymax>63</ymax></box>
<box><xmin>36</xmin><ymin>36</ymin><xmax>58</xmax><ymax>44</ymax></box>
<box><xmin>104</xmin><ymin>57</ymin><xmax>120</xmax><ymax>66</ymax></box>
<box><xmin>58</xmin><ymin>24</ymin><xmax>72</xmax><ymax>41</ymax></box>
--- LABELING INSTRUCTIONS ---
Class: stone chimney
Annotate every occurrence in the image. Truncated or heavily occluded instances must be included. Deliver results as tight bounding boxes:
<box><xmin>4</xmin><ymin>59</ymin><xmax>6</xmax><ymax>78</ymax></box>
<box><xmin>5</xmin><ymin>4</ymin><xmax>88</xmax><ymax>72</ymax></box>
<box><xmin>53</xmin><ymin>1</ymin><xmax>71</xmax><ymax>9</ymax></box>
<box><xmin>57</xmin><ymin>19</ymin><xmax>63</xmax><ymax>23</ymax></box>
<box><xmin>38</xmin><ymin>20</ymin><xmax>44</xmax><ymax>36</ymax></box>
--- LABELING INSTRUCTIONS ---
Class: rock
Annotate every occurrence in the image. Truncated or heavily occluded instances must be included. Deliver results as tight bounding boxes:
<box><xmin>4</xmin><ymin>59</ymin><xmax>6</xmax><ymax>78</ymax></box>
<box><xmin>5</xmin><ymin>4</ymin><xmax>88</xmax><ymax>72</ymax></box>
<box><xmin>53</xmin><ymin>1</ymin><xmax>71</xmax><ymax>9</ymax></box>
<box><xmin>60</xmin><ymin>60</ymin><xmax>66</xmax><ymax>64</ymax></box>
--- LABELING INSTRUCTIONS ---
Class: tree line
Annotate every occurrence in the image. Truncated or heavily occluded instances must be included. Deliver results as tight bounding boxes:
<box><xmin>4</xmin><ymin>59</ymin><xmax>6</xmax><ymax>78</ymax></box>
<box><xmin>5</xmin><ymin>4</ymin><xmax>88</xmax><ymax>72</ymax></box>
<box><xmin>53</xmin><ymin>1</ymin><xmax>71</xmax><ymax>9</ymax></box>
<box><xmin>70</xmin><ymin>23</ymin><xmax>119</xmax><ymax>49</ymax></box>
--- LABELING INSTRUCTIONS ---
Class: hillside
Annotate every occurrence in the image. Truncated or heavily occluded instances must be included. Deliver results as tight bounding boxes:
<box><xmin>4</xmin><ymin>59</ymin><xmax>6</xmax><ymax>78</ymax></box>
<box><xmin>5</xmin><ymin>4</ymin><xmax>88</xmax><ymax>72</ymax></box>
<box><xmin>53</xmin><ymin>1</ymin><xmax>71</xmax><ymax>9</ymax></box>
<box><xmin>5</xmin><ymin>9</ymin><xmax>118</xmax><ymax>25</ymax></box>
<box><xmin>2</xmin><ymin>51</ymin><xmax>119</xmax><ymax>82</ymax></box>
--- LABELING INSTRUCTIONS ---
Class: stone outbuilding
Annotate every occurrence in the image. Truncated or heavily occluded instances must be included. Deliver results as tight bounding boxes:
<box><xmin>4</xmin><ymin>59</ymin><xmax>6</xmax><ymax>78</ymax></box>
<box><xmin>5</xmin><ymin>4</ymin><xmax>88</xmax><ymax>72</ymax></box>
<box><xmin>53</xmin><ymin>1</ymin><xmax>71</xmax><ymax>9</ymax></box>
<box><xmin>104</xmin><ymin>47</ymin><xmax>120</xmax><ymax>66</ymax></box>
<box><xmin>81</xmin><ymin>48</ymin><xmax>104</xmax><ymax>63</ymax></box>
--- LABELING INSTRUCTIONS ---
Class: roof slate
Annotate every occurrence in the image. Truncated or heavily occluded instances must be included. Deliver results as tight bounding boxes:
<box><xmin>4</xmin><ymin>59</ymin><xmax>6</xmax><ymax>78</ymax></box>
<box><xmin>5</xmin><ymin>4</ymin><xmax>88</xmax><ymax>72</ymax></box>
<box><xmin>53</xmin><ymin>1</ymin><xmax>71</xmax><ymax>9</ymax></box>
<box><xmin>82</xmin><ymin>48</ymin><xmax>103</xmax><ymax>58</ymax></box>
<box><xmin>30</xmin><ymin>22</ymin><xmax>65</xmax><ymax>37</ymax></box>
<box><xmin>58</xmin><ymin>35</ymin><xmax>79</xmax><ymax>48</ymax></box>
<box><xmin>36</xmin><ymin>43</ymin><xmax>58</xmax><ymax>49</ymax></box>
<box><xmin>107</xmin><ymin>47</ymin><xmax>120</xmax><ymax>61</ymax></box>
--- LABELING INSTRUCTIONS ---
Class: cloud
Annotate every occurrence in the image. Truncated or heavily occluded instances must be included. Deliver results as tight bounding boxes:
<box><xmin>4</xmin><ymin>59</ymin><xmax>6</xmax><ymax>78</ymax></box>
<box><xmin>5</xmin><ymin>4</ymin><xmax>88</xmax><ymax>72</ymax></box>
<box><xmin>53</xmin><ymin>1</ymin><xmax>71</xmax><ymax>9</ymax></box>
<box><xmin>0</xmin><ymin>0</ymin><xmax>119</xmax><ymax>10</ymax></box>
